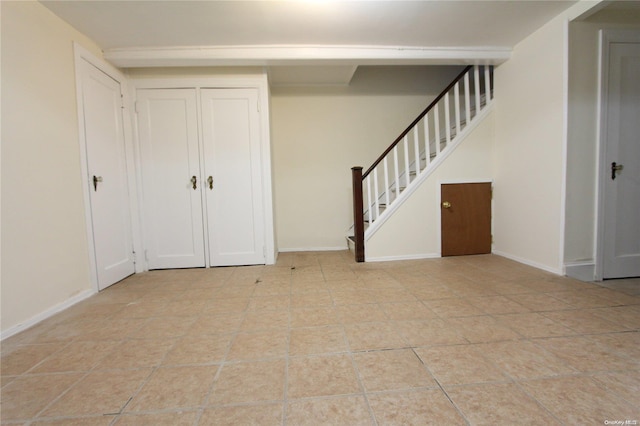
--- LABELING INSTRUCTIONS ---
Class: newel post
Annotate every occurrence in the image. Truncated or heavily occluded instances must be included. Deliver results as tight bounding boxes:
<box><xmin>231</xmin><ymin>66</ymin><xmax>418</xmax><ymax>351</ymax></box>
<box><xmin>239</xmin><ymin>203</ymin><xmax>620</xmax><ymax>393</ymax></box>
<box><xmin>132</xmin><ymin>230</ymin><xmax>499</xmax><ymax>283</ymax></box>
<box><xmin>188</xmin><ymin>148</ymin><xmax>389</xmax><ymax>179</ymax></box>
<box><xmin>351</xmin><ymin>167</ymin><xmax>365</xmax><ymax>262</ymax></box>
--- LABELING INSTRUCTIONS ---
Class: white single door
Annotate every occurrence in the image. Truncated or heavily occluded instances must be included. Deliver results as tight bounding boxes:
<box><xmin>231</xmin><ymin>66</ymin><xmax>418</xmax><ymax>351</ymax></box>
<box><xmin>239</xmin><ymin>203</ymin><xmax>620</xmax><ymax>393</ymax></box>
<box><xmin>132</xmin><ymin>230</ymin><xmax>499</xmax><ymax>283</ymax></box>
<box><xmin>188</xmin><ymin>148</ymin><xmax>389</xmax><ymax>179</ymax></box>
<box><xmin>80</xmin><ymin>60</ymin><xmax>135</xmax><ymax>289</ymax></box>
<box><xmin>137</xmin><ymin>89</ymin><xmax>205</xmax><ymax>269</ymax></box>
<box><xmin>201</xmin><ymin>89</ymin><xmax>266</xmax><ymax>266</ymax></box>
<box><xmin>603</xmin><ymin>40</ymin><xmax>640</xmax><ymax>278</ymax></box>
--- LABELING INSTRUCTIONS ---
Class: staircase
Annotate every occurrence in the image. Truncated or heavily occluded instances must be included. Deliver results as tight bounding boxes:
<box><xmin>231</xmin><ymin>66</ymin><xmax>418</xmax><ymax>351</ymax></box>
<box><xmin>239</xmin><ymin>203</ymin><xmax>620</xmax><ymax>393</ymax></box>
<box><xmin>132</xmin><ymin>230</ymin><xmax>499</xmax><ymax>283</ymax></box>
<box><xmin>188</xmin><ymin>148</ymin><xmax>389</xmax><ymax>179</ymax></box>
<box><xmin>349</xmin><ymin>65</ymin><xmax>494</xmax><ymax>262</ymax></box>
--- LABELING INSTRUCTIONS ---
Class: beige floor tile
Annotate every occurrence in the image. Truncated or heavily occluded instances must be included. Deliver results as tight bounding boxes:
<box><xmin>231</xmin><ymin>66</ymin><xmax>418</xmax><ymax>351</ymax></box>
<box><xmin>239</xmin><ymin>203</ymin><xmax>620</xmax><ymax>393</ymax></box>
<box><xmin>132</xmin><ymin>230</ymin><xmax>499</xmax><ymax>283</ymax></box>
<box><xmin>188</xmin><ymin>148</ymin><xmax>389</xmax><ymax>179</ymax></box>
<box><xmin>0</xmin><ymin>373</ymin><xmax>83</xmax><ymax>421</ymax></box>
<box><xmin>330</xmin><ymin>289</ymin><xmax>378</xmax><ymax>305</ymax></box>
<box><xmin>31</xmin><ymin>416</ymin><xmax>115</xmax><ymax>425</ymax></box>
<box><xmin>97</xmin><ymin>338</ymin><xmax>176</xmax><ymax>370</ymax></box>
<box><xmin>493</xmin><ymin>312</ymin><xmax>576</xmax><ymax>338</ymax></box>
<box><xmin>202</xmin><ymin>297</ymin><xmax>250</xmax><ymax>314</ymax></box>
<box><xmin>447</xmin><ymin>316</ymin><xmax>522</xmax><ymax>343</ymax></box>
<box><xmin>30</xmin><ymin>340</ymin><xmax>119</xmax><ymax>374</ymax></box>
<box><xmin>291</xmin><ymin>291</ymin><xmax>333</xmax><ymax>308</ymax></box>
<box><xmin>114</xmin><ymin>411</ymin><xmax>200</xmax><ymax>425</ymax></box>
<box><xmin>586</xmin><ymin>332</ymin><xmax>640</xmax><ymax>360</ymax></box>
<box><xmin>0</xmin><ymin>343</ymin><xmax>67</xmax><ymax>376</ymax></box>
<box><xmin>478</xmin><ymin>340</ymin><xmax>576</xmax><ymax>380</ymax></box>
<box><xmin>129</xmin><ymin>316</ymin><xmax>197</xmax><ymax>340</ymax></box>
<box><xmin>226</xmin><ymin>330</ymin><xmax>288</xmax><ymax>360</ymax></box>
<box><xmin>588</xmin><ymin>305</ymin><xmax>640</xmax><ymax>329</ymax></box>
<box><xmin>466</xmin><ymin>295</ymin><xmax>530</xmax><ymax>314</ymax></box>
<box><xmin>354</xmin><ymin>349</ymin><xmax>436</xmax><ymax>392</ymax></box>
<box><xmin>188</xmin><ymin>313</ymin><xmax>244</xmax><ymax>335</ymax></box>
<box><xmin>200</xmin><ymin>403</ymin><xmax>283</xmax><ymax>426</ymax></box>
<box><xmin>407</xmin><ymin>285</ymin><xmax>459</xmax><ymax>301</ymax></box>
<box><xmin>241</xmin><ymin>310</ymin><xmax>289</xmax><ymax>331</ymax></box>
<box><xmin>535</xmin><ymin>336</ymin><xmax>638</xmax><ymax>373</ymax></box>
<box><xmin>162</xmin><ymin>334</ymin><xmax>232</xmax><ymax>365</ymax></box>
<box><xmin>43</xmin><ymin>369</ymin><xmax>151</xmax><ymax>417</ymax></box>
<box><xmin>289</xmin><ymin>325</ymin><xmax>348</xmax><ymax>356</ymax></box>
<box><xmin>74</xmin><ymin>318</ymin><xmax>149</xmax><ymax>342</ymax></box>
<box><xmin>542</xmin><ymin>310</ymin><xmax>629</xmax><ymax>334</ymax></box>
<box><xmin>447</xmin><ymin>382</ymin><xmax>560</xmax><ymax>425</ymax></box>
<box><xmin>372</xmin><ymin>289</ymin><xmax>417</xmax><ymax>303</ymax></box>
<box><xmin>368</xmin><ymin>389</ymin><xmax>466</xmax><ymax>425</ymax></box>
<box><xmin>394</xmin><ymin>319</ymin><xmax>467</xmax><ymax>347</ymax></box>
<box><xmin>287</xmin><ymin>355</ymin><xmax>360</xmax><ymax>399</ymax></box>
<box><xmin>286</xmin><ymin>395</ymin><xmax>371</xmax><ymax>426</ymax></box>
<box><xmin>344</xmin><ymin>322</ymin><xmax>408</xmax><ymax>351</ymax></box>
<box><xmin>247</xmin><ymin>295</ymin><xmax>290</xmax><ymax>311</ymax></box>
<box><xmin>208</xmin><ymin>359</ymin><xmax>286</xmax><ymax>404</ymax></box>
<box><xmin>505</xmin><ymin>292</ymin><xmax>575</xmax><ymax>312</ymax></box>
<box><xmin>112</xmin><ymin>300</ymin><xmax>170</xmax><ymax>319</ymax></box>
<box><xmin>336</xmin><ymin>304</ymin><xmax>388</xmax><ymax>323</ymax></box>
<box><xmin>290</xmin><ymin>307</ymin><xmax>339</xmax><ymax>328</ymax></box>
<box><xmin>591</xmin><ymin>369</ymin><xmax>640</xmax><ymax>406</ymax></box>
<box><xmin>423</xmin><ymin>298</ymin><xmax>485</xmax><ymax>318</ymax></box>
<box><xmin>521</xmin><ymin>376</ymin><xmax>638</xmax><ymax>424</ymax></box>
<box><xmin>126</xmin><ymin>365</ymin><xmax>217</xmax><ymax>411</ymax></box>
<box><xmin>161</xmin><ymin>299</ymin><xmax>208</xmax><ymax>317</ymax></box>
<box><xmin>415</xmin><ymin>345</ymin><xmax>509</xmax><ymax>385</ymax></box>
<box><xmin>379</xmin><ymin>301</ymin><xmax>438</xmax><ymax>321</ymax></box>
<box><xmin>252</xmin><ymin>281</ymin><xmax>291</xmax><ymax>296</ymax></box>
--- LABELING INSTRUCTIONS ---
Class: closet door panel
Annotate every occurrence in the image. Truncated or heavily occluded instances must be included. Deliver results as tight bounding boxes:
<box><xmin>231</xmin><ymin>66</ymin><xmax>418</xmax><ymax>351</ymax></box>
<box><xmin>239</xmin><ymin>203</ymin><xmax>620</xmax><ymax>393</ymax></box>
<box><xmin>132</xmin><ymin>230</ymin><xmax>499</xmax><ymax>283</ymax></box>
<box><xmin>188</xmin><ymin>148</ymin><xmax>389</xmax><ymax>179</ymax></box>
<box><xmin>137</xmin><ymin>89</ymin><xmax>205</xmax><ymax>269</ymax></box>
<box><xmin>201</xmin><ymin>89</ymin><xmax>265</xmax><ymax>266</ymax></box>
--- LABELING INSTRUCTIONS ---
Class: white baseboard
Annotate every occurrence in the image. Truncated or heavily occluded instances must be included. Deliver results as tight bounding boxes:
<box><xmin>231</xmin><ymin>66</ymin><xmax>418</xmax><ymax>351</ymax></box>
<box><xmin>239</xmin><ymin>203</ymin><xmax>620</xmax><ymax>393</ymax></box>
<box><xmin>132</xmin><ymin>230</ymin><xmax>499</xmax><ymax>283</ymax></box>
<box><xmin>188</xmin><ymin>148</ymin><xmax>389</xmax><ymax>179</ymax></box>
<box><xmin>492</xmin><ymin>250</ymin><xmax>563</xmax><ymax>275</ymax></box>
<box><xmin>1</xmin><ymin>289</ymin><xmax>95</xmax><ymax>341</ymax></box>
<box><xmin>564</xmin><ymin>262</ymin><xmax>595</xmax><ymax>282</ymax></box>
<box><xmin>278</xmin><ymin>247</ymin><xmax>348</xmax><ymax>253</ymax></box>
<box><xmin>366</xmin><ymin>253</ymin><xmax>441</xmax><ymax>262</ymax></box>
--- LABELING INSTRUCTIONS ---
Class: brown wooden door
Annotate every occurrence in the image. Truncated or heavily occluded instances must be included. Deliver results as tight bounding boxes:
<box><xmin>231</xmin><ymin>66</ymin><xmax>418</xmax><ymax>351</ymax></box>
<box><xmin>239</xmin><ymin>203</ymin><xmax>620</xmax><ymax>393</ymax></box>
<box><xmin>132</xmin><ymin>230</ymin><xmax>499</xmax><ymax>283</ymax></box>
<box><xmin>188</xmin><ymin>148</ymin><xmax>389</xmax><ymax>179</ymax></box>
<box><xmin>441</xmin><ymin>183</ymin><xmax>492</xmax><ymax>256</ymax></box>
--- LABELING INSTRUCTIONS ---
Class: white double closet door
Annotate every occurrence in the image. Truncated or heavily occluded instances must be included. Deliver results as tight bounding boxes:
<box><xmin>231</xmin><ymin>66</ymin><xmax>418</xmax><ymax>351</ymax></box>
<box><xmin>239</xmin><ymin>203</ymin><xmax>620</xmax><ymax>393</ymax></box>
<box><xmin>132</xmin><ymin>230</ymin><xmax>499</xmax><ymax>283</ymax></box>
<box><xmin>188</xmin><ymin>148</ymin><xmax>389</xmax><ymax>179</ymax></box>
<box><xmin>137</xmin><ymin>88</ymin><xmax>265</xmax><ymax>269</ymax></box>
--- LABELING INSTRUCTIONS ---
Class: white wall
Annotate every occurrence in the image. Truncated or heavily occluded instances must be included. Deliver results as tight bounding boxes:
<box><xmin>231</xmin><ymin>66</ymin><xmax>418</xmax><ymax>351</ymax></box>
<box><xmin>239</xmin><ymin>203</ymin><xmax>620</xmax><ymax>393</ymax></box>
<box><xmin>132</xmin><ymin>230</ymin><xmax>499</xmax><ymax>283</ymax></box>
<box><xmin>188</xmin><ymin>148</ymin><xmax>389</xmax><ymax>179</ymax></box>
<box><xmin>270</xmin><ymin>66</ymin><xmax>463</xmax><ymax>250</ymax></box>
<box><xmin>492</xmin><ymin>14</ymin><xmax>567</xmax><ymax>274</ymax></box>
<box><xmin>1</xmin><ymin>1</ymin><xmax>103</xmax><ymax>336</ymax></box>
<box><xmin>366</xmin><ymin>109</ymin><xmax>495</xmax><ymax>261</ymax></box>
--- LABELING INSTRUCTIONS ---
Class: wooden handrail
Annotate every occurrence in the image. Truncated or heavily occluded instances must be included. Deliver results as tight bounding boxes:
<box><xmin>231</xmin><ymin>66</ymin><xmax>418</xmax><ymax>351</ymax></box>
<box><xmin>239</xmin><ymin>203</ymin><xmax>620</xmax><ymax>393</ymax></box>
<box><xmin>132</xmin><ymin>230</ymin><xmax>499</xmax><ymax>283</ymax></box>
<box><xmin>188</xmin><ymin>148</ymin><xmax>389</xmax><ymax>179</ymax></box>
<box><xmin>351</xmin><ymin>167</ymin><xmax>365</xmax><ymax>262</ymax></box>
<box><xmin>363</xmin><ymin>65</ymin><xmax>473</xmax><ymax>179</ymax></box>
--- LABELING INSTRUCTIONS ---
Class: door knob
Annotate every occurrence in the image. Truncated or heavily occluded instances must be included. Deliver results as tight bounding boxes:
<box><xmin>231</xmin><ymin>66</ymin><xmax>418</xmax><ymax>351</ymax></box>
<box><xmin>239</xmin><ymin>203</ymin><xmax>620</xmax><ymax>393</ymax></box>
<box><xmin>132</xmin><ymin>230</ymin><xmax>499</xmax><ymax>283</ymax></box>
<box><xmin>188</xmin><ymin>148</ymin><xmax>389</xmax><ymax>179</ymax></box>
<box><xmin>442</xmin><ymin>201</ymin><xmax>451</xmax><ymax>209</ymax></box>
<box><xmin>208</xmin><ymin>176</ymin><xmax>213</xmax><ymax>190</ymax></box>
<box><xmin>191</xmin><ymin>176</ymin><xmax>197</xmax><ymax>190</ymax></box>
<box><xmin>93</xmin><ymin>175</ymin><xmax>103</xmax><ymax>191</ymax></box>
<box><xmin>611</xmin><ymin>162</ymin><xmax>623</xmax><ymax>180</ymax></box>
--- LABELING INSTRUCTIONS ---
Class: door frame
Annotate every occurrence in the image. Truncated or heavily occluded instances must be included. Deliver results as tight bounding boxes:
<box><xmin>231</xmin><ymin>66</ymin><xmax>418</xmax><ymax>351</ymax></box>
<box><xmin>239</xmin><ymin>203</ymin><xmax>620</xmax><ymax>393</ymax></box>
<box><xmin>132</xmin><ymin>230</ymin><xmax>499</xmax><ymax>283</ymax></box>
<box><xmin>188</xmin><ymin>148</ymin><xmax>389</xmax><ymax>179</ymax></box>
<box><xmin>74</xmin><ymin>43</ymin><xmax>143</xmax><ymax>291</ymax></box>
<box><xmin>594</xmin><ymin>29</ymin><xmax>640</xmax><ymax>280</ymax></box>
<box><xmin>437</xmin><ymin>178</ymin><xmax>493</xmax><ymax>257</ymax></box>
<box><xmin>130</xmin><ymin>74</ymin><xmax>276</xmax><ymax>269</ymax></box>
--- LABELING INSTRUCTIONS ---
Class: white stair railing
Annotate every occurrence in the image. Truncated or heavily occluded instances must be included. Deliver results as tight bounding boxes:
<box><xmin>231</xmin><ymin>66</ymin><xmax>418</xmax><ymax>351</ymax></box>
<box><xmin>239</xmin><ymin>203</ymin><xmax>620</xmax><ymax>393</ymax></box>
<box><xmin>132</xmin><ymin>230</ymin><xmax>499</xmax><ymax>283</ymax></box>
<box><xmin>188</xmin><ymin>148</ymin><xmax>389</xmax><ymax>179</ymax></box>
<box><xmin>351</xmin><ymin>65</ymin><xmax>493</xmax><ymax>261</ymax></box>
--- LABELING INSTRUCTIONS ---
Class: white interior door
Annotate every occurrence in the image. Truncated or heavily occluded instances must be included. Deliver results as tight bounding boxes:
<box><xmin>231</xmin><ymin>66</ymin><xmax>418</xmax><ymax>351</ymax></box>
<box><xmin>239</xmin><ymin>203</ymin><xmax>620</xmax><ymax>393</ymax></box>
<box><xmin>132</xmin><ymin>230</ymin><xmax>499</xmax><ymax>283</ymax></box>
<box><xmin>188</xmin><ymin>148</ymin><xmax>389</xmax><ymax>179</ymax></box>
<box><xmin>80</xmin><ymin>60</ymin><xmax>134</xmax><ymax>289</ymax></box>
<box><xmin>137</xmin><ymin>89</ymin><xmax>205</xmax><ymax>269</ymax></box>
<box><xmin>201</xmin><ymin>89</ymin><xmax>266</xmax><ymax>266</ymax></box>
<box><xmin>603</xmin><ymin>39</ymin><xmax>640</xmax><ymax>279</ymax></box>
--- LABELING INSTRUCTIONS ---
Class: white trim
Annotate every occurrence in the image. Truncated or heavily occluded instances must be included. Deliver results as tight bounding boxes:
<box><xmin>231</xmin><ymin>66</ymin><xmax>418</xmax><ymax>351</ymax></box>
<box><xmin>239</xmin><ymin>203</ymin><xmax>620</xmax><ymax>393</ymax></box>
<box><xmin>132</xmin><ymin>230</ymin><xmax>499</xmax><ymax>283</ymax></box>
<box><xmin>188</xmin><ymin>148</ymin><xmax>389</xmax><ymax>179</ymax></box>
<box><xmin>0</xmin><ymin>290</ymin><xmax>94</xmax><ymax>341</ymax></box>
<box><xmin>365</xmin><ymin>103</ymin><xmax>494</xmax><ymax>241</ymax></box>
<box><xmin>565</xmin><ymin>262</ymin><xmax>596</xmax><ymax>282</ymax></box>
<box><xmin>594</xmin><ymin>29</ymin><xmax>640</xmax><ymax>281</ymax></box>
<box><xmin>492</xmin><ymin>250</ymin><xmax>563</xmax><ymax>275</ymax></box>
<box><xmin>366</xmin><ymin>253</ymin><xmax>441</xmax><ymax>263</ymax></box>
<box><xmin>559</xmin><ymin>18</ymin><xmax>570</xmax><ymax>282</ymax></box>
<box><xmin>105</xmin><ymin>45</ymin><xmax>511</xmax><ymax>68</ymax></box>
<box><xmin>279</xmin><ymin>247</ymin><xmax>347</xmax><ymax>253</ymax></box>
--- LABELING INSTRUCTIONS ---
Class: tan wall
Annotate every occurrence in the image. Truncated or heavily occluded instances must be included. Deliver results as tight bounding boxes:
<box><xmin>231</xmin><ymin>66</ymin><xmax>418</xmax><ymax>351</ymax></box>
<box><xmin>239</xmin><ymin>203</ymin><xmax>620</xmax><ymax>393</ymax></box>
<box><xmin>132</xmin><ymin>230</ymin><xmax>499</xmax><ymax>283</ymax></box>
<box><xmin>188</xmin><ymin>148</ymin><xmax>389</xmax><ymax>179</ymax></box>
<box><xmin>270</xmin><ymin>66</ymin><xmax>463</xmax><ymax>250</ymax></box>
<box><xmin>492</xmin><ymin>14</ymin><xmax>567</xmax><ymax>273</ymax></box>
<box><xmin>1</xmin><ymin>1</ymin><xmax>103</xmax><ymax>335</ymax></box>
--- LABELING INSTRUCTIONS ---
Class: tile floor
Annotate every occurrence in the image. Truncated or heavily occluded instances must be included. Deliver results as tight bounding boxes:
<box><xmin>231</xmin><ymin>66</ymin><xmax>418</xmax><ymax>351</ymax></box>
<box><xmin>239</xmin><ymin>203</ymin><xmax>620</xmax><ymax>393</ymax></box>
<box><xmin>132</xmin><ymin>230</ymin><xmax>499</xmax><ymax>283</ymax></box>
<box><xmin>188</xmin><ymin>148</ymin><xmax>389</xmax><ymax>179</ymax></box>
<box><xmin>1</xmin><ymin>252</ymin><xmax>639</xmax><ymax>425</ymax></box>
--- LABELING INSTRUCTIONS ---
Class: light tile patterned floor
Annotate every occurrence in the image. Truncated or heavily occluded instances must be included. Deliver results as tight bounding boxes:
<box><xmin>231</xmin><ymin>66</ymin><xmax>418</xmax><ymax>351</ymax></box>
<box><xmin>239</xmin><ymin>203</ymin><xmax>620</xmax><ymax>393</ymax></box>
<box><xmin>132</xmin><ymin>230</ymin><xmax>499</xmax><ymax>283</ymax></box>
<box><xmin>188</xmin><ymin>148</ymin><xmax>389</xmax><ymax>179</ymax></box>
<box><xmin>1</xmin><ymin>252</ymin><xmax>639</xmax><ymax>425</ymax></box>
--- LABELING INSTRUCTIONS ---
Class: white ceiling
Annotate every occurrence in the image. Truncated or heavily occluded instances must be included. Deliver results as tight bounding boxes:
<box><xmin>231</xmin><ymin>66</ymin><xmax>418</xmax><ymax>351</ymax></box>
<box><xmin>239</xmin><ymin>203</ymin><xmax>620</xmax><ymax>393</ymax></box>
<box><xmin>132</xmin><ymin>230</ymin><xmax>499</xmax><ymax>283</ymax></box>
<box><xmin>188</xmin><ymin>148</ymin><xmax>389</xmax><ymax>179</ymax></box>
<box><xmin>40</xmin><ymin>0</ymin><xmax>581</xmax><ymax>84</ymax></box>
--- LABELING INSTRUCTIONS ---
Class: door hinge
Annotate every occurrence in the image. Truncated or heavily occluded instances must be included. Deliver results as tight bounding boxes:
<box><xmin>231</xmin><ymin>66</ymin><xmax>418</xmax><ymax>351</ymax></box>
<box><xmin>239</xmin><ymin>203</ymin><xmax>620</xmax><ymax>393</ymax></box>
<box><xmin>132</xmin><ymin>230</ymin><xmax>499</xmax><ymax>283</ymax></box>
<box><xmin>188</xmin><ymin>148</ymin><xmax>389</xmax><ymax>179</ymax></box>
<box><xmin>121</xmin><ymin>94</ymin><xmax>125</xmax><ymax>110</ymax></box>
<box><xmin>132</xmin><ymin>250</ymin><xmax>137</xmax><ymax>264</ymax></box>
